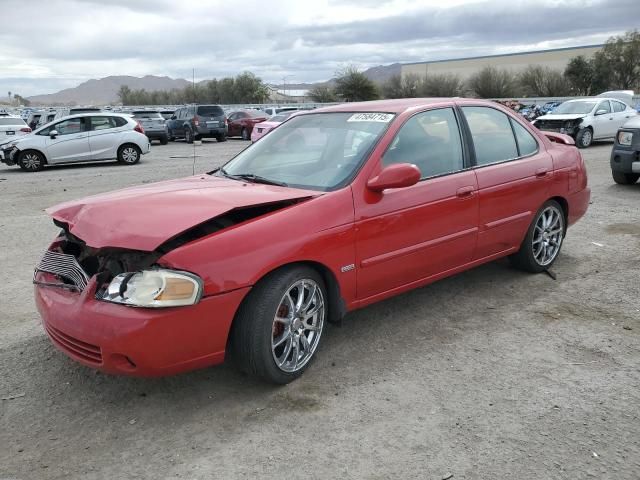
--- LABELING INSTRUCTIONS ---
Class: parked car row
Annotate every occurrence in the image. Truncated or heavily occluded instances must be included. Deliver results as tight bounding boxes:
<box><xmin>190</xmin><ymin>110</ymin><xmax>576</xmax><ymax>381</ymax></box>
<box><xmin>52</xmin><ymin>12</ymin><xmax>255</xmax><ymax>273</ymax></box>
<box><xmin>0</xmin><ymin>112</ymin><xmax>150</xmax><ymax>171</ymax></box>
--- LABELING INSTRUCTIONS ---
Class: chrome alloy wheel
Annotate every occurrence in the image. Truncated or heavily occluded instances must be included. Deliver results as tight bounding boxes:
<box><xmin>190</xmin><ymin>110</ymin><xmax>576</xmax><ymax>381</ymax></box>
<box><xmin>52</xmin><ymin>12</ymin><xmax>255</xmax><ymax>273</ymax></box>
<box><xmin>271</xmin><ymin>279</ymin><xmax>325</xmax><ymax>373</ymax></box>
<box><xmin>532</xmin><ymin>205</ymin><xmax>564</xmax><ymax>266</ymax></box>
<box><xmin>23</xmin><ymin>152</ymin><xmax>41</xmax><ymax>170</ymax></box>
<box><xmin>121</xmin><ymin>147</ymin><xmax>139</xmax><ymax>163</ymax></box>
<box><xmin>580</xmin><ymin>129</ymin><xmax>592</xmax><ymax>147</ymax></box>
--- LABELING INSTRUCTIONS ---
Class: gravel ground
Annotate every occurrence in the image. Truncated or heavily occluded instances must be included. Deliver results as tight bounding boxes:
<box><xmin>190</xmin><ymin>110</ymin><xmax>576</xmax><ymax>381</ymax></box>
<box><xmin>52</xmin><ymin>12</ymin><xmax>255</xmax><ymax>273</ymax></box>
<box><xmin>0</xmin><ymin>139</ymin><xmax>638</xmax><ymax>480</ymax></box>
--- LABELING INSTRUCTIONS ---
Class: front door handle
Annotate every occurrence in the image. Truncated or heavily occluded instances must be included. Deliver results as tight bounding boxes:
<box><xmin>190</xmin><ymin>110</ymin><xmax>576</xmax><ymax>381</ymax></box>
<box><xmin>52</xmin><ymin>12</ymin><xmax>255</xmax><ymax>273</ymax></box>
<box><xmin>456</xmin><ymin>186</ymin><xmax>475</xmax><ymax>198</ymax></box>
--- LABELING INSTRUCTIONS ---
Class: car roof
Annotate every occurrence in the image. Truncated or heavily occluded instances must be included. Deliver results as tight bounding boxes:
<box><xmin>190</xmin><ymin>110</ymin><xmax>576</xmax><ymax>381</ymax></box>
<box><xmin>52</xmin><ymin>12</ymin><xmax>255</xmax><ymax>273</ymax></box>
<box><xmin>313</xmin><ymin>98</ymin><xmax>460</xmax><ymax>114</ymax></box>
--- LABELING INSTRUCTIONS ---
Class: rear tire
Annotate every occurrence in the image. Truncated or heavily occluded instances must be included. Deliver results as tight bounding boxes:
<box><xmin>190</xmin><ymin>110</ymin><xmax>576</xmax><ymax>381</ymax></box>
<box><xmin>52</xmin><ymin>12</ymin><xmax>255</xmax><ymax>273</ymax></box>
<box><xmin>160</xmin><ymin>136</ymin><xmax>168</xmax><ymax>145</ymax></box>
<box><xmin>241</xmin><ymin>128</ymin><xmax>249</xmax><ymax>140</ymax></box>
<box><xmin>117</xmin><ymin>144</ymin><xmax>141</xmax><ymax>165</ymax></box>
<box><xmin>230</xmin><ymin>266</ymin><xmax>327</xmax><ymax>384</ymax></box>
<box><xmin>185</xmin><ymin>128</ymin><xmax>194</xmax><ymax>144</ymax></box>
<box><xmin>509</xmin><ymin>200</ymin><xmax>565</xmax><ymax>273</ymax></box>
<box><xmin>167</xmin><ymin>129</ymin><xmax>175</xmax><ymax>141</ymax></box>
<box><xmin>612</xmin><ymin>170</ymin><xmax>639</xmax><ymax>185</ymax></box>
<box><xmin>575</xmin><ymin>128</ymin><xmax>593</xmax><ymax>148</ymax></box>
<box><xmin>216</xmin><ymin>134</ymin><xmax>227</xmax><ymax>142</ymax></box>
<box><xmin>18</xmin><ymin>150</ymin><xmax>45</xmax><ymax>172</ymax></box>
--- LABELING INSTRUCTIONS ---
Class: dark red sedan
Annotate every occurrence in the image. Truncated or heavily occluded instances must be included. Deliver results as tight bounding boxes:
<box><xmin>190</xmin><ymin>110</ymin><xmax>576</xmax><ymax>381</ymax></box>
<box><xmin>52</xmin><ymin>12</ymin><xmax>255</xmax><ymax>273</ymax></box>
<box><xmin>34</xmin><ymin>99</ymin><xmax>590</xmax><ymax>383</ymax></box>
<box><xmin>226</xmin><ymin>110</ymin><xmax>268</xmax><ymax>140</ymax></box>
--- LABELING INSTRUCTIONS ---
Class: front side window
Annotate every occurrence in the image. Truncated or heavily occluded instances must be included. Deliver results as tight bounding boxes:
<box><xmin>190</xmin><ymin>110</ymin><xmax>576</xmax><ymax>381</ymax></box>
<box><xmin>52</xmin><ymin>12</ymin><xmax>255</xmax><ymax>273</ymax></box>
<box><xmin>54</xmin><ymin>118</ymin><xmax>85</xmax><ymax>136</ymax></box>
<box><xmin>462</xmin><ymin>107</ymin><xmax>518</xmax><ymax>165</ymax></box>
<box><xmin>382</xmin><ymin>108</ymin><xmax>464</xmax><ymax>178</ymax></box>
<box><xmin>596</xmin><ymin>101</ymin><xmax>611</xmax><ymax>114</ymax></box>
<box><xmin>218</xmin><ymin>112</ymin><xmax>394</xmax><ymax>191</ymax></box>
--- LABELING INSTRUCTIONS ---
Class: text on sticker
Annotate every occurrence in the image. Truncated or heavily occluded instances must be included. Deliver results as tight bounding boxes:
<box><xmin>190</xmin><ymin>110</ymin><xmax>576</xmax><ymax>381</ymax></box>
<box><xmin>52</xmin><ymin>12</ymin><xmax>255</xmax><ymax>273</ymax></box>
<box><xmin>347</xmin><ymin>113</ymin><xmax>394</xmax><ymax>123</ymax></box>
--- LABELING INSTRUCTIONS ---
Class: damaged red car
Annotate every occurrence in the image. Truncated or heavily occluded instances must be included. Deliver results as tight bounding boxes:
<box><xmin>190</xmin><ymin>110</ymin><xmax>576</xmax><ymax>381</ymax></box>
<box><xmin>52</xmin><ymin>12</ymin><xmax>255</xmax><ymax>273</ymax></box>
<box><xmin>34</xmin><ymin>99</ymin><xmax>590</xmax><ymax>384</ymax></box>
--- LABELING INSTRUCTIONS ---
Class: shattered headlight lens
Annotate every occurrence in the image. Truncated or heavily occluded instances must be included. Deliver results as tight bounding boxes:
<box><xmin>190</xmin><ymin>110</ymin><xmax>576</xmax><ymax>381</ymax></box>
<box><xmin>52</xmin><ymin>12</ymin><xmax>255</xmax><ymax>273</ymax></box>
<box><xmin>102</xmin><ymin>269</ymin><xmax>203</xmax><ymax>308</ymax></box>
<box><xmin>617</xmin><ymin>131</ymin><xmax>633</xmax><ymax>146</ymax></box>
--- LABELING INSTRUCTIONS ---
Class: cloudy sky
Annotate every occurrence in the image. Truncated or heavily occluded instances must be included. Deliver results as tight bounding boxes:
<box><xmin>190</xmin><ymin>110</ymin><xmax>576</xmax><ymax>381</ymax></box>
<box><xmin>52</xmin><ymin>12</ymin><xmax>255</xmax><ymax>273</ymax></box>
<box><xmin>1</xmin><ymin>0</ymin><xmax>638</xmax><ymax>97</ymax></box>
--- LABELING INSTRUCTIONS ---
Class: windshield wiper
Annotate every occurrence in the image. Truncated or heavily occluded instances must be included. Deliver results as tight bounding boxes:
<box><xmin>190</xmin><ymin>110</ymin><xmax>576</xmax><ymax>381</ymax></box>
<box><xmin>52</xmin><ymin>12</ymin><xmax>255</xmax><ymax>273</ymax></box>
<box><xmin>215</xmin><ymin>168</ymin><xmax>287</xmax><ymax>187</ymax></box>
<box><xmin>229</xmin><ymin>173</ymin><xmax>288</xmax><ymax>187</ymax></box>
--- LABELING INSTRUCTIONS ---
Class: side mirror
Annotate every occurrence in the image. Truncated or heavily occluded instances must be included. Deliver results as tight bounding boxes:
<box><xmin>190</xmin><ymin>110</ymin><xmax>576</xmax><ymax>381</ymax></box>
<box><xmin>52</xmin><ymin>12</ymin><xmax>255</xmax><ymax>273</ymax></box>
<box><xmin>595</xmin><ymin>109</ymin><xmax>608</xmax><ymax>116</ymax></box>
<box><xmin>367</xmin><ymin>163</ymin><xmax>421</xmax><ymax>192</ymax></box>
<box><xmin>170</xmin><ymin>115</ymin><xmax>177</xmax><ymax>120</ymax></box>
<box><xmin>49</xmin><ymin>130</ymin><xmax>58</xmax><ymax>139</ymax></box>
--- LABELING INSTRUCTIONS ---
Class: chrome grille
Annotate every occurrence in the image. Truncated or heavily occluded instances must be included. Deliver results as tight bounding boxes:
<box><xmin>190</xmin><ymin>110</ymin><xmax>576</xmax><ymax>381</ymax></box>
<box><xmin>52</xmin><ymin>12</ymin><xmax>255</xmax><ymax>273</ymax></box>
<box><xmin>34</xmin><ymin>250</ymin><xmax>89</xmax><ymax>291</ymax></box>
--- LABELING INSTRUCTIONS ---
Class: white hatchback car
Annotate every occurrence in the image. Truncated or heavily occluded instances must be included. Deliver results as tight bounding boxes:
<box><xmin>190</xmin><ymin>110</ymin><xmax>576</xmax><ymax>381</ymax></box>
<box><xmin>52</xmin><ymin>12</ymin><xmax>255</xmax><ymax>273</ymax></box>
<box><xmin>533</xmin><ymin>97</ymin><xmax>638</xmax><ymax>148</ymax></box>
<box><xmin>0</xmin><ymin>113</ymin><xmax>150</xmax><ymax>172</ymax></box>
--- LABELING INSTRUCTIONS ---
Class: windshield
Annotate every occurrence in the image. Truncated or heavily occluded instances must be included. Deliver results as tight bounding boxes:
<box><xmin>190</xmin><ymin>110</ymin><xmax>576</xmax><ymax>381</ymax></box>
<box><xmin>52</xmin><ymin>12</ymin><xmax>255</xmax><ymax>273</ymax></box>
<box><xmin>553</xmin><ymin>101</ymin><xmax>596</xmax><ymax>115</ymax></box>
<box><xmin>133</xmin><ymin>112</ymin><xmax>163</xmax><ymax>119</ymax></box>
<box><xmin>217</xmin><ymin>112</ymin><xmax>395</xmax><ymax>191</ymax></box>
<box><xmin>0</xmin><ymin>118</ymin><xmax>26</xmax><ymax>125</ymax></box>
<box><xmin>197</xmin><ymin>106</ymin><xmax>224</xmax><ymax>117</ymax></box>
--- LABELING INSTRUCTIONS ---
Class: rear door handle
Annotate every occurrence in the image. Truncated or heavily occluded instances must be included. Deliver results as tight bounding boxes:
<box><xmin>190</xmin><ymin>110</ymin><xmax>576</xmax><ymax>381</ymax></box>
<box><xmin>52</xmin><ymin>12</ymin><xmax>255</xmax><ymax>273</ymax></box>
<box><xmin>535</xmin><ymin>168</ymin><xmax>549</xmax><ymax>178</ymax></box>
<box><xmin>456</xmin><ymin>186</ymin><xmax>475</xmax><ymax>198</ymax></box>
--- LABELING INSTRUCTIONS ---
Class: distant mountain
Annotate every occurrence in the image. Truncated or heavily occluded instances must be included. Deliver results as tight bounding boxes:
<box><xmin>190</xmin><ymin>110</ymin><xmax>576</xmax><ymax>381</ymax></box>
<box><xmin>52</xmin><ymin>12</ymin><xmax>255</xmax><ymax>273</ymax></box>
<box><xmin>26</xmin><ymin>63</ymin><xmax>402</xmax><ymax>106</ymax></box>
<box><xmin>28</xmin><ymin>75</ymin><xmax>190</xmax><ymax>106</ymax></box>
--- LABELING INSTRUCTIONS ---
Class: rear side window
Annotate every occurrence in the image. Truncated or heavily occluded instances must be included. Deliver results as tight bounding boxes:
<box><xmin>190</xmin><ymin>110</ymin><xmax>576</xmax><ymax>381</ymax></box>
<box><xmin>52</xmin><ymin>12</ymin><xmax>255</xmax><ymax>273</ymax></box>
<box><xmin>612</xmin><ymin>101</ymin><xmax>626</xmax><ymax>113</ymax></box>
<box><xmin>510</xmin><ymin>120</ymin><xmax>538</xmax><ymax>156</ymax></box>
<box><xmin>91</xmin><ymin>116</ymin><xmax>116</xmax><ymax>131</ymax></box>
<box><xmin>462</xmin><ymin>107</ymin><xmax>518</xmax><ymax>165</ymax></box>
<box><xmin>113</xmin><ymin>116</ymin><xmax>128</xmax><ymax>127</ymax></box>
<box><xmin>383</xmin><ymin>107</ymin><xmax>464</xmax><ymax>178</ymax></box>
<box><xmin>197</xmin><ymin>106</ymin><xmax>224</xmax><ymax>117</ymax></box>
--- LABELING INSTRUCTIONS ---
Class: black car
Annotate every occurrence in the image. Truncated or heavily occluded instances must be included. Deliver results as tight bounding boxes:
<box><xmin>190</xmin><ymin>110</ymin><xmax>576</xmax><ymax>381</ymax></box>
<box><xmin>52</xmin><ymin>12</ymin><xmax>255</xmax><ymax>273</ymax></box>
<box><xmin>167</xmin><ymin>105</ymin><xmax>227</xmax><ymax>143</ymax></box>
<box><xmin>610</xmin><ymin>116</ymin><xmax>640</xmax><ymax>185</ymax></box>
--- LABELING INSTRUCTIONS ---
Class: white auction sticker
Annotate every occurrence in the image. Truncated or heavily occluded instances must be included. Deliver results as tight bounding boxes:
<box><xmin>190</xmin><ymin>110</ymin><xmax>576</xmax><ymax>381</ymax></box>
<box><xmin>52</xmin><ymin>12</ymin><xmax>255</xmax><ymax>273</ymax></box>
<box><xmin>347</xmin><ymin>113</ymin><xmax>394</xmax><ymax>123</ymax></box>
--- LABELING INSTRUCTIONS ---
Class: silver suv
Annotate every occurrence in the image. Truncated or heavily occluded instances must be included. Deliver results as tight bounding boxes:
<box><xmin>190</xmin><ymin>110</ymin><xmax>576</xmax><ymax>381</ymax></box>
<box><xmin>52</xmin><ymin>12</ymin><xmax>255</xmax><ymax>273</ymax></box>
<box><xmin>131</xmin><ymin>110</ymin><xmax>169</xmax><ymax>145</ymax></box>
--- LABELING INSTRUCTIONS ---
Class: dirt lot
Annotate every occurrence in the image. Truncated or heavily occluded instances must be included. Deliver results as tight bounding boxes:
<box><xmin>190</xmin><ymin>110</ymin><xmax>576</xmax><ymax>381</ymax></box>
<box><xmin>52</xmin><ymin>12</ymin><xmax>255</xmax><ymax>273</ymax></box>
<box><xmin>0</xmin><ymin>139</ymin><xmax>638</xmax><ymax>480</ymax></box>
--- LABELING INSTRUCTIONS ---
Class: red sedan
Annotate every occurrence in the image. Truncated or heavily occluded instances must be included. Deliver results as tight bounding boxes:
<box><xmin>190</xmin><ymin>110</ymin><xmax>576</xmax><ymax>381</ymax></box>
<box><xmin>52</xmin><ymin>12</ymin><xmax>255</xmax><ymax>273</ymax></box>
<box><xmin>226</xmin><ymin>110</ymin><xmax>268</xmax><ymax>140</ymax></box>
<box><xmin>34</xmin><ymin>98</ymin><xmax>590</xmax><ymax>384</ymax></box>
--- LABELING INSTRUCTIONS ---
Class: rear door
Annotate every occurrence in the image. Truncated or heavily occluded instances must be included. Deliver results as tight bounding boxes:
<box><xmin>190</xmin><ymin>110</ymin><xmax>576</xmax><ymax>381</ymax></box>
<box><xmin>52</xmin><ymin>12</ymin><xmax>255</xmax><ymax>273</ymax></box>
<box><xmin>355</xmin><ymin>107</ymin><xmax>479</xmax><ymax>300</ymax></box>
<box><xmin>88</xmin><ymin>116</ymin><xmax>121</xmax><ymax>159</ymax></box>
<box><xmin>460</xmin><ymin>105</ymin><xmax>552</xmax><ymax>259</ymax></box>
<box><xmin>44</xmin><ymin>117</ymin><xmax>91</xmax><ymax>163</ymax></box>
<box><xmin>611</xmin><ymin>100</ymin><xmax>635</xmax><ymax>128</ymax></box>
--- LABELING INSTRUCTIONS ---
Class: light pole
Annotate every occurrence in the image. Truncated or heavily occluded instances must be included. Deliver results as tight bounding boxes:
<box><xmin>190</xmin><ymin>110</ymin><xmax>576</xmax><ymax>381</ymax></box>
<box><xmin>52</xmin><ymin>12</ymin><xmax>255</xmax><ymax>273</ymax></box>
<box><xmin>281</xmin><ymin>75</ymin><xmax>294</xmax><ymax>102</ymax></box>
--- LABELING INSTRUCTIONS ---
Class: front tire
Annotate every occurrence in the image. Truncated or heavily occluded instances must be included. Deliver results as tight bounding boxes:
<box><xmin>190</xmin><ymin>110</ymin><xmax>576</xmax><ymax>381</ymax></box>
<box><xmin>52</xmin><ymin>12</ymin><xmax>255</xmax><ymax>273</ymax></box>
<box><xmin>230</xmin><ymin>266</ymin><xmax>327</xmax><ymax>384</ymax></box>
<box><xmin>18</xmin><ymin>150</ymin><xmax>45</xmax><ymax>172</ymax></box>
<box><xmin>575</xmin><ymin>128</ymin><xmax>593</xmax><ymax>148</ymax></box>
<box><xmin>117</xmin><ymin>144</ymin><xmax>141</xmax><ymax>164</ymax></box>
<box><xmin>612</xmin><ymin>170</ymin><xmax>639</xmax><ymax>185</ymax></box>
<box><xmin>509</xmin><ymin>200</ymin><xmax>565</xmax><ymax>273</ymax></box>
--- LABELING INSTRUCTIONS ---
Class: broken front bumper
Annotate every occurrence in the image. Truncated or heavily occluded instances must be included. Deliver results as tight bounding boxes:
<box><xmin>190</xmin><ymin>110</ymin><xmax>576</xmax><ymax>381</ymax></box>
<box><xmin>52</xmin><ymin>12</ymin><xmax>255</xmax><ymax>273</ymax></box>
<box><xmin>35</xmin><ymin>275</ymin><xmax>251</xmax><ymax>377</ymax></box>
<box><xmin>0</xmin><ymin>145</ymin><xmax>18</xmax><ymax>165</ymax></box>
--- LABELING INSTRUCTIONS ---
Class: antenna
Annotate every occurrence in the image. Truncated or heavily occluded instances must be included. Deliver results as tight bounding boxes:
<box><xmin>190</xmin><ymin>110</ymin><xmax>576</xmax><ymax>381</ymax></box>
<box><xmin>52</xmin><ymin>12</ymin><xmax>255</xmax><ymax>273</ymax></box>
<box><xmin>192</xmin><ymin>67</ymin><xmax>196</xmax><ymax>176</ymax></box>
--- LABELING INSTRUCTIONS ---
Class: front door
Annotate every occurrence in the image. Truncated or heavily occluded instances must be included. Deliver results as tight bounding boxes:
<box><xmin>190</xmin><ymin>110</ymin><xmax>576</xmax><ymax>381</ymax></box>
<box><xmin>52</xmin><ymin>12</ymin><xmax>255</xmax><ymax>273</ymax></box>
<box><xmin>591</xmin><ymin>100</ymin><xmax>616</xmax><ymax>139</ymax></box>
<box><xmin>460</xmin><ymin>105</ymin><xmax>553</xmax><ymax>259</ymax></box>
<box><xmin>355</xmin><ymin>107</ymin><xmax>479</xmax><ymax>300</ymax></box>
<box><xmin>45</xmin><ymin>117</ymin><xmax>90</xmax><ymax>163</ymax></box>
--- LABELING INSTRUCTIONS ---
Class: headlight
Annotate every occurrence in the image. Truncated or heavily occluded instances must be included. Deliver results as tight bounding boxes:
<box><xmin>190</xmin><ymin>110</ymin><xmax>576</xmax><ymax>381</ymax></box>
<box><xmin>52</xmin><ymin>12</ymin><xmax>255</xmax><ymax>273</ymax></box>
<box><xmin>101</xmin><ymin>269</ymin><xmax>203</xmax><ymax>308</ymax></box>
<box><xmin>618</xmin><ymin>131</ymin><xmax>633</xmax><ymax>146</ymax></box>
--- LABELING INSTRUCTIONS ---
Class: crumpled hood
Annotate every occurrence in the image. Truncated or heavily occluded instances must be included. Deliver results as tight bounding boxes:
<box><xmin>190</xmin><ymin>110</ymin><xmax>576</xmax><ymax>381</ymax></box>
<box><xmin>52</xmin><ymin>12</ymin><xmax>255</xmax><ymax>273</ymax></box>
<box><xmin>535</xmin><ymin>114</ymin><xmax>586</xmax><ymax>121</ymax></box>
<box><xmin>48</xmin><ymin>175</ymin><xmax>318</xmax><ymax>251</ymax></box>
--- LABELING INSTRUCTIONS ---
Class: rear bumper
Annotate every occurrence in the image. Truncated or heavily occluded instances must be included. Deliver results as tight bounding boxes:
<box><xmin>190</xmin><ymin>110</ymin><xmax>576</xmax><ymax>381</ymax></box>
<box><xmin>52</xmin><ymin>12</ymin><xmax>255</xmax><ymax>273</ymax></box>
<box><xmin>35</xmin><ymin>281</ymin><xmax>250</xmax><ymax>376</ymax></box>
<box><xmin>567</xmin><ymin>187</ymin><xmax>590</xmax><ymax>226</ymax></box>
<box><xmin>196</xmin><ymin>126</ymin><xmax>227</xmax><ymax>137</ymax></box>
<box><xmin>145</xmin><ymin>130</ymin><xmax>168</xmax><ymax>139</ymax></box>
